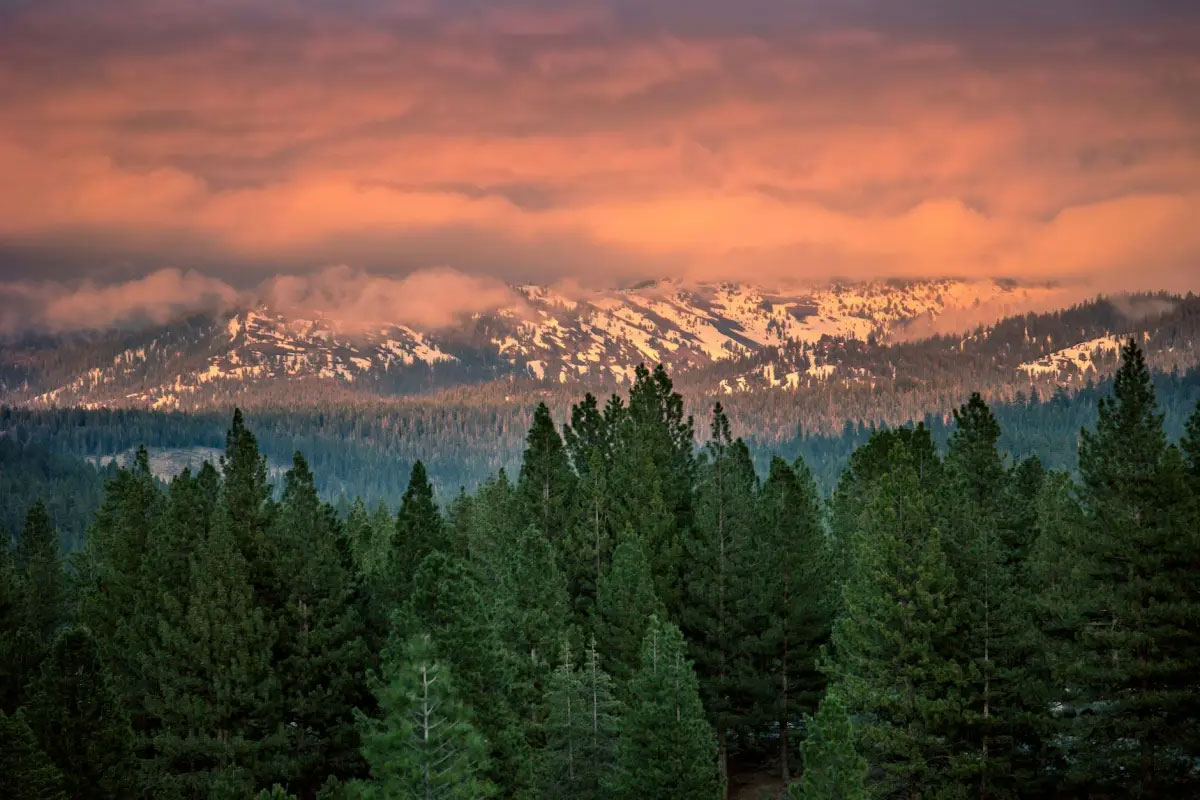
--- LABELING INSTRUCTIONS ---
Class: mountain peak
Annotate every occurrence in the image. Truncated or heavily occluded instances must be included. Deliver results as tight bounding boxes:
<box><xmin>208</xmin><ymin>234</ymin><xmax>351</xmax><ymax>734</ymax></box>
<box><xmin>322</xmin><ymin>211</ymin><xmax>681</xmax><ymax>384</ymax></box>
<box><xmin>4</xmin><ymin>277</ymin><xmax>1129</xmax><ymax>410</ymax></box>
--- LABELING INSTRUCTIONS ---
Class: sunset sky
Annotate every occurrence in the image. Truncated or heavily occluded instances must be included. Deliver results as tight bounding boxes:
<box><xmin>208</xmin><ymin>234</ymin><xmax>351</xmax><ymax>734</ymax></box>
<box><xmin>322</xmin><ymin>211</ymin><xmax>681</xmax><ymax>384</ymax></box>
<box><xmin>2</xmin><ymin>0</ymin><xmax>1199</xmax><ymax>329</ymax></box>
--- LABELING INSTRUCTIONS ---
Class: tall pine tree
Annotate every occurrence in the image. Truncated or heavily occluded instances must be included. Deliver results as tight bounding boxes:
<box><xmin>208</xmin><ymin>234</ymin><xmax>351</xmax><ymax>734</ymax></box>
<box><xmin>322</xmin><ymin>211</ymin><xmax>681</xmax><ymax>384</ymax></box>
<box><xmin>516</xmin><ymin>402</ymin><xmax>576</xmax><ymax>547</ymax></box>
<box><xmin>791</xmin><ymin>690</ymin><xmax>867</xmax><ymax>800</ymax></box>
<box><xmin>351</xmin><ymin>633</ymin><xmax>494</xmax><ymax>800</ymax></box>
<box><xmin>1067</xmin><ymin>339</ymin><xmax>1200</xmax><ymax>794</ymax></box>
<box><xmin>616</xmin><ymin>616</ymin><xmax>721</xmax><ymax>800</ymax></box>
<box><xmin>596</xmin><ymin>527</ymin><xmax>665</xmax><ymax>687</ymax></box>
<box><xmin>268</xmin><ymin>453</ymin><xmax>370</xmax><ymax>794</ymax></box>
<box><xmin>24</xmin><ymin>625</ymin><xmax>136</xmax><ymax>800</ymax></box>
<box><xmin>827</xmin><ymin>443</ymin><xmax>965</xmax><ymax>798</ymax></box>
<box><xmin>755</xmin><ymin>456</ymin><xmax>830</xmax><ymax>786</ymax></box>
<box><xmin>536</xmin><ymin>640</ymin><xmax>619</xmax><ymax>800</ymax></box>
<box><xmin>679</xmin><ymin>403</ymin><xmax>759</xmax><ymax>789</ymax></box>
<box><xmin>940</xmin><ymin>393</ymin><xmax>1036</xmax><ymax>797</ymax></box>
<box><xmin>0</xmin><ymin>710</ymin><xmax>67</xmax><ymax>800</ymax></box>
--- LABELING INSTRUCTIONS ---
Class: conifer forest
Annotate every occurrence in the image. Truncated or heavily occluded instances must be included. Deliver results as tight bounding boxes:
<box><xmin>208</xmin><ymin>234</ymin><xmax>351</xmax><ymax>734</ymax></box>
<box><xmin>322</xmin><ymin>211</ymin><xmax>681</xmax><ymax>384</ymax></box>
<box><xmin>3</xmin><ymin>339</ymin><xmax>1199</xmax><ymax>800</ymax></box>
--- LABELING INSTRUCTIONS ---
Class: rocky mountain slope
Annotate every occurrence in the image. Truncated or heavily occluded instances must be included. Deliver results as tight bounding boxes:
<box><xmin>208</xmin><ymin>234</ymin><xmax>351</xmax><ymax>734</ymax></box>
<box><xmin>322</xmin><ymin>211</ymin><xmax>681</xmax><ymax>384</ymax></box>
<box><xmin>1</xmin><ymin>278</ymin><xmax>1191</xmax><ymax>411</ymax></box>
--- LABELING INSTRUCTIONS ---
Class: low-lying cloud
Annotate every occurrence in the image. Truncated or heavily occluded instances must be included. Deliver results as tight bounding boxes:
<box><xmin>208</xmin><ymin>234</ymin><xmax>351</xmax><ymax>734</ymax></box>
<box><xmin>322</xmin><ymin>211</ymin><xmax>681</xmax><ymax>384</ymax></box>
<box><xmin>0</xmin><ymin>269</ymin><xmax>242</xmax><ymax>335</ymax></box>
<box><xmin>260</xmin><ymin>265</ymin><xmax>523</xmax><ymax>333</ymax></box>
<box><xmin>0</xmin><ymin>266</ymin><xmax>526</xmax><ymax>335</ymax></box>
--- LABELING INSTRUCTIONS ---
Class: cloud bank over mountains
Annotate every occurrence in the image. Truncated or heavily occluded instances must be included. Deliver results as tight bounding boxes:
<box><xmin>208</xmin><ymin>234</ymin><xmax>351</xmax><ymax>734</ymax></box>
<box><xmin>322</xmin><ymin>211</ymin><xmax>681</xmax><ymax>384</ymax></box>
<box><xmin>0</xmin><ymin>1</ymin><xmax>1197</xmax><ymax>295</ymax></box>
<box><xmin>0</xmin><ymin>267</ymin><xmax>526</xmax><ymax>335</ymax></box>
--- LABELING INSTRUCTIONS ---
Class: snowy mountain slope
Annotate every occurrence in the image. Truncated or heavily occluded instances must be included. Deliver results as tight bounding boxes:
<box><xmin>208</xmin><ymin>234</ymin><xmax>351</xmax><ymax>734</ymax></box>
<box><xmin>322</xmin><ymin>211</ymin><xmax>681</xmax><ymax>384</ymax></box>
<box><xmin>1</xmin><ymin>278</ymin><xmax>1164</xmax><ymax>410</ymax></box>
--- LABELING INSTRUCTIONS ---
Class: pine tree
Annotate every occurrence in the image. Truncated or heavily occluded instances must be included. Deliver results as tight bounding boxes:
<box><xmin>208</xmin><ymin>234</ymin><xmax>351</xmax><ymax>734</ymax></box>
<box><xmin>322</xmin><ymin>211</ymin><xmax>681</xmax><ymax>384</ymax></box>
<box><xmin>1026</xmin><ymin>470</ymin><xmax>1089</xmax><ymax>789</ymax></box>
<box><xmin>460</xmin><ymin>470</ymin><xmax>517</xmax><ymax>590</ymax></box>
<box><xmin>0</xmin><ymin>539</ymin><xmax>20</xmax><ymax>713</ymax></box>
<box><xmin>562</xmin><ymin>447</ymin><xmax>614</xmax><ymax>633</ymax></box>
<box><xmin>827</xmin><ymin>443</ymin><xmax>965</xmax><ymax>798</ymax></box>
<box><xmin>269</xmin><ymin>453</ymin><xmax>370</xmax><ymax>794</ymax></box>
<box><xmin>351</xmin><ymin>633</ymin><xmax>494</xmax><ymax>800</ymax></box>
<box><xmin>406</xmin><ymin>552</ymin><xmax>524</xmax><ymax>795</ymax></box>
<box><xmin>143</xmin><ymin>500</ymin><xmax>281</xmax><ymax>799</ymax></box>
<box><xmin>537</xmin><ymin>640</ymin><xmax>619</xmax><ymax>800</ymax></box>
<box><xmin>755</xmin><ymin>456</ymin><xmax>830</xmax><ymax>786</ymax></box>
<box><xmin>516</xmin><ymin>402</ymin><xmax>577</xmax><ymax>545</ymax></box>
<box><xmin>345</xmin><ymin>498</ymin><xmax>378</xmax><ymax>578</ymax></box>
<box><xmin>75</xmin><ymin>448</ymin><xmax>162</xmax><ymax>771</ymax></box>
<box><xmin>940</xmin><ymin>393</ymin><xmax>1036</xmax><ymax>797</ymax></box>
<box><xmin>827</xmin><ymin>426</ymin><xmax>941</xmax><ymax>605</ymax></box>
<box><xmin>616</xmin><ymin>616</ymin><xmax>721</xmax><ymax>800</ymax></box>
<box><xmin>24</xmin><ymin>625</ymin><xmax>136</xmax><ymax>800</ymax></box>
<box><xmin>221</xmin><ymin>409</ymin><xmax>274</xmax><ymax>597</ymax></box>
<box><xmin>582</xmin><ymin>637</ymin><xmax>621</xmax><ymax>795</ymax></box>
<box><xmin>596</xmin><ymin>527</ymin><xmax>665</xmax><ymax>686</ymax></box>
<box><xmin>492</xmin><ymin>524</ymin><xmax>572</xmax><ymax>745</ymax></box>
<box><xmin>1183</xmin><ymin>399</ymin><xmax>1200</xmax><ymax>478</ymax></box>
<box><xmin>0</xmin><ymin>710</ymin><xmax>67</xmax><ymax>800</ymax></box>
<box><xmin>791</xmin><ymin>690</ymin><xmax>867</xmax><ymax>800</ymax></box>
<box><xmin>6</xmin><ymin>502</ymin><xmax>68</xmax><ymax>713</ymax></box>
<box><xmin>564</xmin><ymin>393</ymin><xmax>614</xmax><ymax>477</ymax></box>
<box><xmin>608</xmin><ymin>365</ymin><xmax>695</xmax><ymax>611</ymax></box>
<box><xmin>679</xmin><ymin>403</ymin><xmax>759</xmax><ymax>788</ymax></box>
<box><xmin>1067</xmin><ymin>339</ymin><xmax>1200</xmax><ymax>793</ymax></box>
<box><xmin>13</xmin><ymin>501</ymin><xmax>67</xmax><ymax>643</ymax></box>
<box><xmin>386</xmin><ymin>461</ymin><xmax>444</xmax><ymax>606</ymax></box>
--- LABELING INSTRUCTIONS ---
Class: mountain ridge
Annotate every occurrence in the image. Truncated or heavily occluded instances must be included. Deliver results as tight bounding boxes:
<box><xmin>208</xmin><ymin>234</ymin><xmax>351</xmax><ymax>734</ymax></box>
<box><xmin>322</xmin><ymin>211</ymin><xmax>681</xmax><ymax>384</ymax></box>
<box><xmin>1</xmin><ymin>278</ymin><xmax>1193</xmax><ymax>413</ymax></box>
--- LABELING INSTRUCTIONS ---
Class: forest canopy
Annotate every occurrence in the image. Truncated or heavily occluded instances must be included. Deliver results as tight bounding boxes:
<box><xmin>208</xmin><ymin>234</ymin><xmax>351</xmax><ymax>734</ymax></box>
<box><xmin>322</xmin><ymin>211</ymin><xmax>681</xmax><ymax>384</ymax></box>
<box><xmin>2</xmin><ymin>344</ymin><xmax>1199</xmax><ymax>799</ymax></box>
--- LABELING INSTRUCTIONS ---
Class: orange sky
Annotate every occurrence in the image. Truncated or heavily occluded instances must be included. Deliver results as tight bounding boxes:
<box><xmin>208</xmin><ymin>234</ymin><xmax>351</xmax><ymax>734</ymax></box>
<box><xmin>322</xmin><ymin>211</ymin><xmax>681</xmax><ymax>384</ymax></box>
<box><xmin>1</xmin><ymin>0</ymin><xmax>1198</xmax><ymax>305</ymax></box>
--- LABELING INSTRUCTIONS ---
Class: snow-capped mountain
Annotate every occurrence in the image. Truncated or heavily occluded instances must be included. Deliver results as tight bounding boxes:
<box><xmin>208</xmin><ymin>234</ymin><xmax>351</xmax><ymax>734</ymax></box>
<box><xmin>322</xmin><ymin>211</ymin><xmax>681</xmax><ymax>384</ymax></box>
<box><xmin>3</xmin><ymin>278</ymin><xmax>1189</xmax><ymax>411</ymax></box>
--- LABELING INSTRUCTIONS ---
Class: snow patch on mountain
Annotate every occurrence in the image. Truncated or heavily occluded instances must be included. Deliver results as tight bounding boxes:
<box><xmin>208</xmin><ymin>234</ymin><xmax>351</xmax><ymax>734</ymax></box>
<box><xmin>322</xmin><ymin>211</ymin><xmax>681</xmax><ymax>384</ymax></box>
<box><xmin>1018</xmin><ymin>335</ymin><xmax>1123</xmax><ymax>377</ymax></box>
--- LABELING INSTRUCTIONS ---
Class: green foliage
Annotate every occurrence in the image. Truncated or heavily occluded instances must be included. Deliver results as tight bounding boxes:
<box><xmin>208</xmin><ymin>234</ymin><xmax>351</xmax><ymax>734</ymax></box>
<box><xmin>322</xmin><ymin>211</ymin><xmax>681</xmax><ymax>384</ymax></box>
<box><xmin>616</xmin><ymin>616</ymin><xmax>721</xmax><ymax>800</ymax></box>
<box><xmin>15</xmin><ymin>501</ymin><xmax>67</xmax><ymax>643</ymax></box>
<box><xmin>537</xmin><ymin>640</ymin><xmax>620</xmax><ymax>800</ymax></box>
<box><xmin>387</xmin><ymin>460</ymin><xmax>445</xmax><ymax>605</ymax></box>
<box><xmin>352</xmin><ymin>633</ymin><xmax>494</xmax><ymax>800</ymax></box>
<box><xmin>0</xmin><ymin>709</ymin><xmax>67</xmax><ymax>800</ymax></box>
<box><xmin>828</xmin><ymin>442</ymin><xmax>966</xmax><ymax>799</ymax></box>
<box><xmin>4</xmin><ymin>360</ymin><xmax>1200</xmax><ymax>799</ymax></box>
<box><xmin>792</xmin><ymin>690</ymin><xmax>867</xmax><ymax>800</ymax></box>
<box><xmin>1183</xmin><ymin>399</ymin><xmax>1200</xmax><ymax>476</ymax></box>
<box><xmin>0</xmin><ymin>438</ymin><xmax>106</xmax><ymax>553</ymax></box>
<box><xmin>146</xmin><ymin>498</ymin><xmax>281</xmax><ymax>797</ymax></box>
<box><xmin>516</xmin><ymin>402</ymin><xmax>576</xmax><ymax>544</ymax></box>
<box><xmin>562</xmin><ymin>446</ymin><xmax>614</xmax><ymax>633</ymax></box>
<box><xmin>3</xmin><ymin>501</ymin><xmax>68</xmax><ymax>714</ymax></box>
<box><xmin>680</xmin><ymin>403</ymin><xmax>760</xmax><ymax>779</ymax></box>
<box><xmin>1058</xmin><ymin>340</ymin><xmax>1200</xmax><ymax>794</ymax></box>
<box><xmin>0</xmin><ymin>543</ymin><xmax>20</xmax><ymax>712</ymax></box>
<box><xmin>608</xmin><ymin>365</ymin><xmax>695</xmax><ymax>610</ymax></box>
<box><xmin>268</xmin><ymin>452</ymin><xmax>370</xmax><ymax>794</ymax></box>
<box><xmin>755</xmin><ymin>455</ymin><xmax>830</xmax><ymax>785</ymax></box>
<box><xmin>940</xmin><ymin>393</ymin><xmax>1040</xmax><ymax>796</ymax></box>
<box><xmin>596</xmin><ymin>527</ymin><xmax>664</xmax><ymax>686</ymax></box>
<box><xmin>406</xmin><ymin>552</ymin><xmax>524</xmax><ymax>795</ymax></box>
<box><xmin>24</xmin><ymin>625</ymin><xmax>135</xmax><ymax>799</ymax></box>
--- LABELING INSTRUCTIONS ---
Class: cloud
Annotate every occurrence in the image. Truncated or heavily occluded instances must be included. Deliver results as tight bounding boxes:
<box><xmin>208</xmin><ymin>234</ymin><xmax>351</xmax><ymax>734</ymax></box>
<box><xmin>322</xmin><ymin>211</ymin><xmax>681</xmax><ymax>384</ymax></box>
<box><xmin>0</xmin><ymin>265</ymin><xmax>530</xmax><ymax>335</ymax></box>
<box><xmin>890</xmin><ymin>284</ymin><xmax>1093</xmax><ymax>342</ymax></box>
<box><xmin>0</xmin><ymin>1</ymin><xmax>1197</xmax><ymax>291</ymax></box>
<box><xmin>0</xmin><ymin>268</ymin><xmax>243</xmax><ymax>334</ymax></box>
<box><xmin>259</xmin><ymin>265</ymin><xmax>524</xmax><ymax>332</ymax></box>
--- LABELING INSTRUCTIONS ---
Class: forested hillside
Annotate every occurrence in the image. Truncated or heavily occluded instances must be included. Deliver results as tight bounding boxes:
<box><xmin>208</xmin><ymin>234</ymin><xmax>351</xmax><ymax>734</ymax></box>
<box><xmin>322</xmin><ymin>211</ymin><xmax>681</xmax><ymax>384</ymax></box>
<box><xmin>0</xmin><ymin>438</ymin><xmax>110</xmax><ymax>551</ymax></box>
<box><xmin>2</xmin><ymin>341</ymin><xmax>1199</xmax><ymax>798</ymax></box>
<box><xmin>4</xmin><ymin>362</ymin><xmax>1199</xmax><ymax>504</ymax></box>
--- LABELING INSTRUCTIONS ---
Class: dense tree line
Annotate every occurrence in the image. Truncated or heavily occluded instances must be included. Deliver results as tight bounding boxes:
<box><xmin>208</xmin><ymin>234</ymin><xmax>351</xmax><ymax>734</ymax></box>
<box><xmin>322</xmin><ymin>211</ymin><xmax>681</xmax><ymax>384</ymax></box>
<box><xmin>2</xmin><ymin>344</ymin><xmax>1199</xmax><ymax>798</ymax></box>
<box><xmin>0</xmin><ymin>438</ymin><xmax>111</xmax><ymax>552</ymax></box>
<box><xmin>4</xmin><ymin>361</ymin><xmax>1200</xmax><ymax>510</ymax></box>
